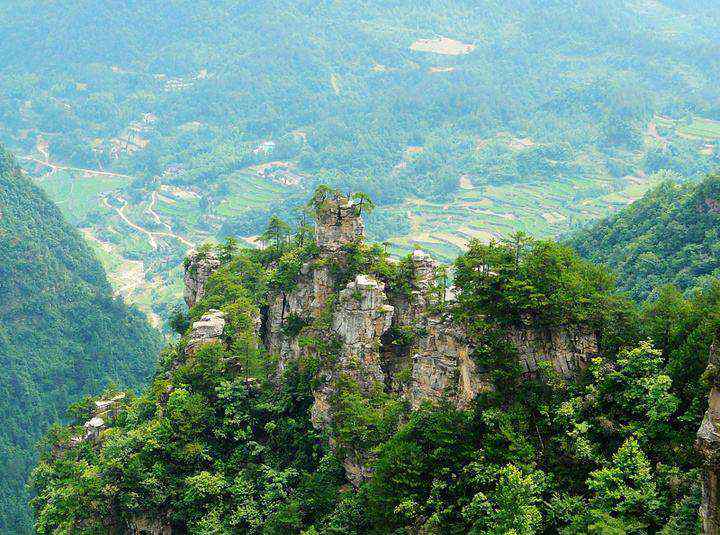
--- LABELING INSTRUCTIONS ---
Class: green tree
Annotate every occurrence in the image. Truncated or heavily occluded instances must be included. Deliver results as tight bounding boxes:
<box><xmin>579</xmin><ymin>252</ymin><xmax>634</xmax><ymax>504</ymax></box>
<box><xmin>261</xmin><ymin>215</ymin><xmax>291</xmax><ymax>255</ymax></box>
<box><xmin>586</xmin><ymin>437</ymin><xmax>661</xmax><ymax>529</ymax></box>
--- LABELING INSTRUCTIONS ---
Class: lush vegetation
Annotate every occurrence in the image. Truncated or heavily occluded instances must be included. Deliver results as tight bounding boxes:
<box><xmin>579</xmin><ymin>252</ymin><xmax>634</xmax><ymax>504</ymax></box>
<box><xmin>569</xmin><ymin>173</ymin><xmax>720</xmax><ymax>300</ymax></box>
<box><xmin>0</xmin><ymin>146</ymin><xmax>161</xmax><ymax>534</ymax></box>
<box><xmin>30</xmin><ymin>199</ymin><xmax>719</xmax><ymax>533</ymax></box>
<box><xmin>2</xmin><ymin>0</ymin><xmax>720</xmax><ymax>320</ymax></box>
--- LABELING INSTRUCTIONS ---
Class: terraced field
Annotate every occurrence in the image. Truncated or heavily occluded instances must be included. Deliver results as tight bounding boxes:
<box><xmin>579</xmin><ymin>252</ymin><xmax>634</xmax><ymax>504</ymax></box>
<box><xmin>216</xmin><ymin>171</ymin><xmax>295</xmax><ymax>216</ymax></box>
<box><xmin>383</xmin><ymin>171</ymin><xmax>661</xmax><ymax>261</ymax></box>
<box><xmin>655</xmin><ymin>115</ymin><xmax>720</xmax><ymax>141</ymax></box>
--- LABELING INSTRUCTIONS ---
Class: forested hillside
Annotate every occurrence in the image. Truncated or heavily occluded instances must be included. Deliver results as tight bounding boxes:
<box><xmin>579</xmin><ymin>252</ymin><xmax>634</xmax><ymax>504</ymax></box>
<box><xmin>30</xmin><ymin>189</ymin><xmax>719</xmax><ymax>533</ymax></box>
<box><xmin>0</xmin><ymin>146</ymin><xmax>161</xmax><ymax>534</ymax></box>
<box><xmin>2</xmin><ymin>0</ymin><xmax>719</xmax><ymax>321</ymax></box>
<box><xmin>569</xmin><ymin>173</ymin><xmax>720</xmax><ymax>300</ymax></box>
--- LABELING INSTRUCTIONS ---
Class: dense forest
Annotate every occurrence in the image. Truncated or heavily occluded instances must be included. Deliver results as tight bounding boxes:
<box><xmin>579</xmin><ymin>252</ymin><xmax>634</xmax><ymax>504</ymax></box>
<box><xmin>0</xmin><ymin>146</ymin><xmax>161</xmax><ymax>534</ymax></box>
<box><xmin>30</xmin><ymin>188</ymin><xmax>719</xmax><ymax>534</ymax></box>
<box><xmin>569</xmin><ymin>173</ymin><xmax>720</xmax><ymax>300</ymax></box>
<box><xmin>2</xmin><ymin>0</ymin><xmax>720</xmax><ymax>321</ymax></box>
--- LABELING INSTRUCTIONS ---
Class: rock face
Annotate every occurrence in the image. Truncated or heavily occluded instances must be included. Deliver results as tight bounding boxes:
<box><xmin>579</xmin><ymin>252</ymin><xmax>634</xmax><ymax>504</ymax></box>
<box><xmin>186</xmin><ymin>309</ymin><xmax>226</xmax><ymax>355</ymax></box>
<box><xmin>265</xmin><ymin>262</ymin><xmax>334</xmax><ymax>374</ymax></box>
<box><xmin>318</xmin><ymin>274</ymin><xmax>394</xmax><ymax>485</ymax></box>
<box><xmin>314</xmin><ymin>197</ymin><xmax>364</xmax><ymax>252</ymax></box>
<box><xmin>332</xmin><ymin>275</ymin><xmax>394</xmax><ymax>359</ymax></box>
<box><xmin>183</xmin><ymin>250</ymin><xmax>222</xmax><ymax>308</ymax></box>
<box><xmin>509</xmin><ymin>322</ymin><xmax>596</xmax><ymax>377</ymax></box>
<box><xmin>69</xmin><ymin>393</ymin><xmax>127</xmax><ymax>447</ymax></box>
<box><xmin>126</xmin><ymin>516</ymin><xmax>172</xmax><ymax>535</ymax></box>
<box><xmin>385</xmin><ymin>249</ymin><xmax>487</xmax><ymax>409</ymax></box>
<box><xmin>698</xmin><ymin>341</ymin><xmax>720</xmax><ymax>535</ymax></box>
<box><xmin>312</xmin><ymin>275</ymin><xmax>394</xmax><ymax>426</ymax></box>
<box><xmin>407</xmin><ymin>317</ymin><xmax>485</xmax><ymax>409</ymax></box>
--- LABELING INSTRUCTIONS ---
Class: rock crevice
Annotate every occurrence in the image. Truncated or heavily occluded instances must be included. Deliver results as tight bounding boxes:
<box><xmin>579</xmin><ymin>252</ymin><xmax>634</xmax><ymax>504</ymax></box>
<box><xmin>698</xmin><ymin>341</ymin><xmax>720</xmax><ymax>535</ymax></box>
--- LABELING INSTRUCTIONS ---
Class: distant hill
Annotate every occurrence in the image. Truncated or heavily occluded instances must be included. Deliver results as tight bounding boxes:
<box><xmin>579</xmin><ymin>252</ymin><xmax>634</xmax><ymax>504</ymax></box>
<box><xmin>568</xmin><ymin>173</ymin><xmax>720</xmax><ymax>300</ymax></box>
<box><xmin>0</xmin><ymin>146</ymin><xmax>161</xmax><ymax>534</ymax></box>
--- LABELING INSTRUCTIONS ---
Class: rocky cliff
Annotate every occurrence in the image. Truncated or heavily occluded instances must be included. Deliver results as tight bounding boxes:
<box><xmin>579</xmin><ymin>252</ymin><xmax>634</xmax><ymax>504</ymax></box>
<box><xmin>183</xmin><ymin>250</ymin><xmax>222</xmax><ymax>308</ymax></box>
<box><xmin>183</xmin><ymin>194</ymin><xmax>599</xmax><ymax>485</ymax></box>
<box><xmin>698</xmin><ymin>340</ymin><xmax>720</xmax><ymax>535</ymax></box>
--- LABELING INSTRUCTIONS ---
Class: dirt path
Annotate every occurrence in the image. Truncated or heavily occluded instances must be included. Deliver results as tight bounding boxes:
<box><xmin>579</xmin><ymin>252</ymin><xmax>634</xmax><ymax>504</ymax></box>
<box><xmin>103</xmin><ymin>196</ymin><xmax>194</xmax><ymax>250</ymax></box>
<box><xmin>146</xmin><ymin>191</ymin><xmax>172</xmax><ymax>231</ymax></box>
<box><xmin>102</xmin><ymin>197</ymin><xmax>158</xmax><ymax>249</ymax></box>
<box><xmin>21</xmin><ymin>156</ymin><xmax>134</xmax><ymax>180</ymax></box>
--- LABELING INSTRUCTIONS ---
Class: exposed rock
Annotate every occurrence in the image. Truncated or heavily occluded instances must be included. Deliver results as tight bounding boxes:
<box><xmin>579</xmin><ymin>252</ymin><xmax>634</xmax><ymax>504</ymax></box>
<box><xmin>385</xmin><ymin>251</ymin><xmax>485</xmax><ymax>409</ymax></box>
<box><xmin>315</xmin><ymin>197</ymin><xmax>364</xmax><ymax>252</ymax></box>
<box><xmin>83</xmin><ymin>416</ymin><xmax>105</xmax><ymax>441</ymax></box>
<box><xmin>183</xmin><ymin>250</ymin><xmax>221</xmax><ymax>308</ymax></box>
<box><xmin>408</xmin><ymin>316</ymin><xmax>486</xmax><ymax>409</ymax></box>
<box><xmin>265</xmin><ymin>262</ymin><xmax>334</xmax><ymax>374</ymax></box>
<box><xmin>411</xmin><ymin>249</ymin><xmax>437</xmax><ymax>292</ymax></box>
<box><xmin>126</xmin><ymin>515</ymin><xmax>173</xmax><ymax>535</ymax></box>
<box><xmin>311</xmin><ymin>274</ymin><xmax>394</xmax><ymax>483</ymax></box>
<box><xmin>698</xmin><ymin>341</ymin><xmax>720</xmax><ymax>535</ymax></box>
<box><xmin>175</xmin><ymin>195</ymin><xmax>598</xmax><ymax>490</ymax></box>
<box><xmin>186</xmin><ymin>309</ymin><xmax>226</xmax><ymax>355</ymax></box>
<box><xmin>312</xmin><ymin>275</ymin><xmax>394</xmax><ymax>427</ymax></box>
<box><xmin>342</xmin><ymin>450</ymin><xmax>375</xmax><ymax>488</ymax></box>
<box><xmin>391</xmin><ymin>250</ymin><xmax>438</xmax><ymax>327</ymax></box>
<box><xmin>332</xmin><ymin>274</ymin><xmax>394</xmax><ymax>355</ymax></box>
<box><xmin>67</xmin><ymin>393</ymin><xmax>129</xmax><ymax>448</ymax></box>
<box><xmin>508</xmin><ymin>323</ymin><xmax>596</xmax><ymax>377</ymax></box>
<box><xmin>94</xmin><ymin>393</ymin><xmax>126</xmax><ymax>419</ymax></box>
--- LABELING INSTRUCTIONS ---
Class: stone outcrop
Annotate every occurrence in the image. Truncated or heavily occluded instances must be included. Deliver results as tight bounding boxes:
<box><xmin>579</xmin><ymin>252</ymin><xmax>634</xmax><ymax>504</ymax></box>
<box><xmin>698</xmin><ymin>340</ymin><xmax>720</xmax><ymax>535</ymax></box>
<box><xmin>82</xmin><ymin>417</ymin><xmax>105</xmax><ymax>442</ymax></box>
<box><xmin>94</xmin><ymin>393</ymin><xmax>126</xmax><ymax>419</ymax></box>
<box><xmin>314</xmin><ymin>197</ymin><xmax>364</xmax><ymax>252</ymax></box>
<box><xmin>265</xmin><ymin>262</ymin><xmax>334</xmax><ymax>374</ymax></box>
<box><xmin>186</xmin><ymin>309</ymin><xmax>226</xmax><ymax>355</ymax></box>
<box><xmin>264</xmin><ymin>195</ymin><xmax>365</xmax><ymax>372</ymax></box>
<box><xmin>69</xmin><ymin>393</ymin><xmax>127</xmax><ymax>447</ymax></box>
<box><xmin>332</xmin><ymin>275</ymin><xmax>394</xmax><ymax>361</ymax></box>
<box><xmin>313</xmin><ymin>274</ymin><xmax>394</xmax><ymax>485</ymax></box>
<box><xmin>312</xmin><ymin>275</ymin><xmax>394</xmax><ymax>424</ymax></box>
<box><xmin>183</xmin><ymin>250</ymin><xmax>221</xmax><ymax>308</ymax></box>
<box><xmin>126</xmin><ymin>515</ymin><xmax>172</xmax><ymax>535</ymax></box>
<box><xmin>176</xmin><ymin>194</ymin><xmax>599</xmax><ymax>487</ymax></box>
<box><xmin>407</xmin><ymin>317</ymin><xmax>486</xmax><ymax>409</ymax></box>
<box><xmin>509</xmin><ymin>322</ymin><xmax>596</xmax><ymax>377</ymax></box>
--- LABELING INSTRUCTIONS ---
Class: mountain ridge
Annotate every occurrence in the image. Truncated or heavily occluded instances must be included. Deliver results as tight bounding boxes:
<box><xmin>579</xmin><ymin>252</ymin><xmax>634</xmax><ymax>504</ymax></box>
<box><xmin>0</xmin><ymin>145</ymin><xmax>161</xmax><ymax>534</ymax></box>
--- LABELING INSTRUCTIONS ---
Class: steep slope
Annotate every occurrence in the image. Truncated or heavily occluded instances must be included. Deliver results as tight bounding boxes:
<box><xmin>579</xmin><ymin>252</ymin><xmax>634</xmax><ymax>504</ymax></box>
<box><xmin>568</xmin><ymin>173</ymin><xmax>720</xmax><ymax>300</ymax></box>
<box><xmin>31</xmin><ymin>190</ymin><xmax>715</xmax><ymax>534</ymax></box>
<box><xmin>0</xmin><ymin>146</ymin><xmax>161</xmax><ymax>534</ymax></box>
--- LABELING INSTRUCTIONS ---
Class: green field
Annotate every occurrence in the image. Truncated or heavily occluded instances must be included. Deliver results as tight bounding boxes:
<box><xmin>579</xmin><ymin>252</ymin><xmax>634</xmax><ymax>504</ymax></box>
<box><xmin>678</xmin><ymin>117</ymin><xmax>720</xmax><ymax>140</ymax></box>
<box><xmin>37</xmin><ymin>171</ymin><xmax>130</xmax><ymax>225</ymax></box>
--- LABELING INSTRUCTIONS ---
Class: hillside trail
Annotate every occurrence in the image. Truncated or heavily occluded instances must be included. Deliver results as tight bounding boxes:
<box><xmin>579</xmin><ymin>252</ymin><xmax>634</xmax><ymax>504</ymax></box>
<box><xmin>647</xmin><ymin>122</ymin><xmax>669</xmax><ymax>148</ymax></box>
<box><xmin>144</xmin><ymin>191</ymin><xmax>194</xmax><ymax>247</ymax></box>
<box><xmin>146</xmin><ymin>191</ymin><xmax>166</xmax><ymax>228</ymax></box>
<box><xmin>103</xmin><ymin>196</ymin><xmax>194</xmax><ymax>250</ymax></box>
<box><xmin>21</xmin><ymin>156</ymin><xmax>134</xmax><ymax>180</ymax></box>
<box><xmin>103</xmin><ymin>197</ymin><xmax>159</xmax><ymax>250</ymax></box>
